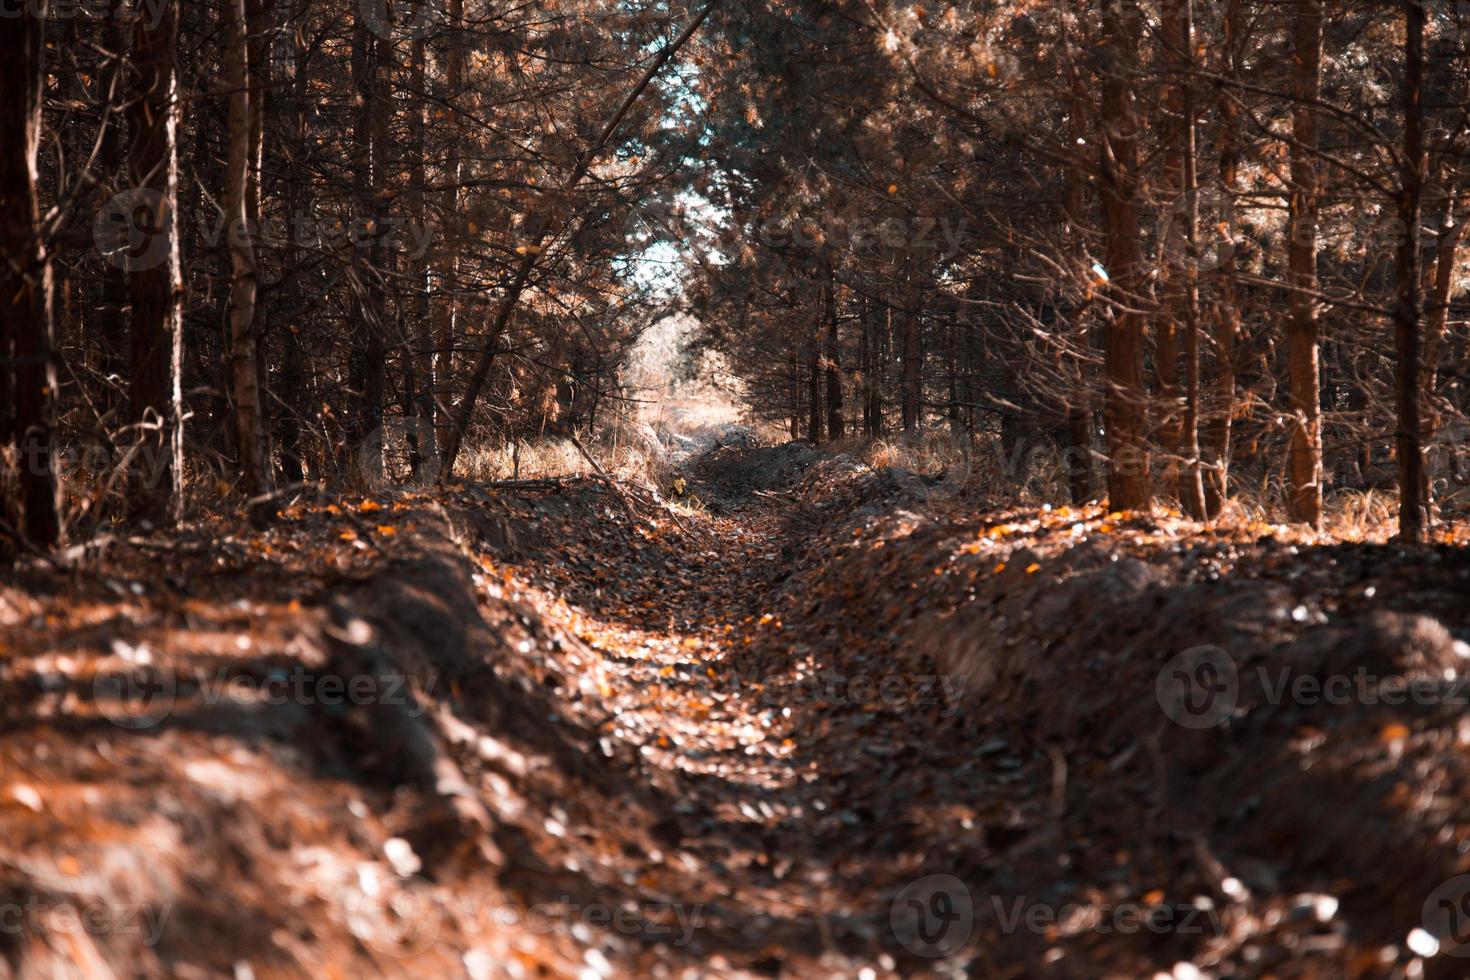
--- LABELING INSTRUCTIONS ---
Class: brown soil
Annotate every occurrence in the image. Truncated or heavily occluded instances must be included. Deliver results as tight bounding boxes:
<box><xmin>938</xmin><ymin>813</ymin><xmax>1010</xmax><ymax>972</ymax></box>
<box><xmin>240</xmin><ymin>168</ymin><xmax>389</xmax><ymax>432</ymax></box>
<box><xmin>2</xmin><ymin>444</ymin><xmax>1468</xmax><ymax>978</ymax></box>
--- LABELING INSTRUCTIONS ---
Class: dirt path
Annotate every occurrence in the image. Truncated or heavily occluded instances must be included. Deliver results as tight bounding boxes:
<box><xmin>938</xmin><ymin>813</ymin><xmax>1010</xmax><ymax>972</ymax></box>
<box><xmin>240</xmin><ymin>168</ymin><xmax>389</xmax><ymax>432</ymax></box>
<box><xmin>452</xmin><ymin>452</ymin><xmax>1014</xmax><ymax>975</ymax></box>
<box><xmin>4</xmin><ymin>443</ymin><xmax>1470</xmax><ymax>978</ymax></box>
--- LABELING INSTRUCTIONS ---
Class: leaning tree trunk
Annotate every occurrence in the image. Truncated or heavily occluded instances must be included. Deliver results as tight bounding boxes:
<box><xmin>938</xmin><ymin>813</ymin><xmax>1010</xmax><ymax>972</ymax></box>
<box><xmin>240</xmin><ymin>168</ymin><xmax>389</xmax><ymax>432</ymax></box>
<box><xmin>1098</xmin><ymin>0</ymin><xmax>1150</xmax><ymax>510</ymax></box>
<box><xmin>125</xmin><ymin>0</ymin><xmax>184</xmax><ymax>525</ymax></box>
<box><xmin>1285</xmin><ymin>0</ymin><xmax>1324</xmax><ymax>528</ymax></box>
<box><xmin>1395</xmin><ymin>0</ymin><xmax>1429</xmax><ymax>541</ymax></box>
<box><xmin>223</xmin><ymin>0</ymin><xmax>272</xmax><ymax>514</ymax></box>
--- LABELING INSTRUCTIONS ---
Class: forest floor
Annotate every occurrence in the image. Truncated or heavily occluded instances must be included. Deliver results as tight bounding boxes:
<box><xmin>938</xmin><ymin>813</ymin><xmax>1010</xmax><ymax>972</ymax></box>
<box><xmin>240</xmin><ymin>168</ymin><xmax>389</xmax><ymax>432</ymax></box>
<box><xmin>3</xmin><ymin>439</ymin><xmax>1470</xmax><ymax>978</ymax></box>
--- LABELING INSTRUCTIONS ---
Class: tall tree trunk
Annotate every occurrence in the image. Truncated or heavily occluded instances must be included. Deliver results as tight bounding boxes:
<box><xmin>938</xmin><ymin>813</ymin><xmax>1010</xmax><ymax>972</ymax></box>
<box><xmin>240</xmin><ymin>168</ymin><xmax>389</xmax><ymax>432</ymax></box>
<box><xmin>0</xmin><ymin>2</ymin><xmax>60</xmax><ymax>546</ymax></box>
<box><xmin>245</xmin><ymin>0</ymin><xmax>272</xmax><ymax>462</ymax></box>
<box><xmin>433</xmin><ymin>0</ymin><xmax>465</xmax><ymax>455</ymax></box>
<box><xmin>97</xmin><ymin>3</ymin><xmax>131</xmax><ymax>421</ymax></box>
<box><xmin>901</xmin><ymin>289</ymin><xmax>921</xmax><ymax>432</ymax></box>
<box><xmin>276</xmin><ymin>27</ymin><xmax>312</xmax><ymax>485</ymax></box>
<box><xmin>945</xmin><ymin>312</ymin><xmax>961</xmax><ymax>440</ymax></box>
<box><xmin>407</xmin><ymin>20</ymin><xmax>434</xmax><ymax>481</ymax></box>
<box><xmin>348</xmin><ymin>12</ymin><xmax>389</xmax><ymax>484</ymax></box>
<box><xmin>824</xmin><ymin>272</ymin><xmax>843</xmax><ymax>440</ymax></box>
<box><xmin>1285</xmin><ymin>0</ymin><xmax>1324</xmax><ymax>527</ymax></box>
<box><xmin>1098</xmin><ymin>0</ymin><xmax>1150</xmax><ymax>510</ymax></box>
<box><xmin>1423</xmin><ymin>189</ymin><xmax>1466</xmax><ymax>484</ymax></box>
<box><xmin>807</xmin><ymin>323</ymin><xmax>824</xmax><ymax>443</ymax></box>
<box><xmin>1174</xmin><ymin>0</ymin><xmax>1207</xmax><ymax>518</ymax></box>
<box><xmin>1204</xmin><ymin>0</ymin><xmax>1245</xmax><ymax>519</ymax></box>
<box><xmin>1395</xmin><ymin>0</ymin><xmax>1429</xmax><ymax>540</ymax></box>
<box><xmin>1062</xmin><ymin>82</ymin><xmax>1094</xmax><ymax>504</ymax></box>
<box><xmin>859</xmin><ymin>292</ymin><xmax>873</xmax><ymax>436</ymax></box>
<box><xmin>224</xmin><ymin>0</ymin><xmax>272</xmax><ymax>513</ymax></box>
<box><xmin>867</xmin><ymin>294</ymin><xmax>885</xmax><ymax>436</ymax></box>
<box><xmin>125</xmin><ymin>0</ymin><xmax>184</xmax><ymax>524</ymax></box>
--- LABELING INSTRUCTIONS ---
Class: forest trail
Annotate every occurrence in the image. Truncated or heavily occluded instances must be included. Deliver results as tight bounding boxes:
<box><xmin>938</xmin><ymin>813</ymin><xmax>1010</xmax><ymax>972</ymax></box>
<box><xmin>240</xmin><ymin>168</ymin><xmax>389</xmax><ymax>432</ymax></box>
<box><xmin>4</xmin><ymin>441</ymin><xmax>1470</xmax><ymax>978</ymax></box>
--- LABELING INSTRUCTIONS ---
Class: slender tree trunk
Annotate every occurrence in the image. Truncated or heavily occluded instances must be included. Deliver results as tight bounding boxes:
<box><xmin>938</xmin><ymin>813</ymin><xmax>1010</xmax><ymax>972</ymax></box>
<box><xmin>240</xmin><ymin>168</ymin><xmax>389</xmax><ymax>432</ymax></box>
<box><xmin>433</xmin><ymin>0</ymin><xmax>465</xmax><ymax>455</ymax></box>
<box><xmin>1285</xmin><ymin>0</ymin><xmax>1324</xmax><ymax>527</ymax></box>
<box><xmin>945</xmin><ymin>312</ymin><xmax>961</xmax><ymax>440</ymax></box>
<box><xmin>125</xmin><ymin>0</ymin><xmax>184</xmax><ymax>524</ymax></box>
<box><xmin>1425</xmin><ymin>194</ymin><xmax>1465</xmax><ymax>395</ymax></box>
<box><xmin>224</xmin><ymin>0</ymin><xmax>272</xmax><ymax>513</ymax></box>
<box><xmin>901</xmin><ymin>292</ymin><xmax>921</xmax><ymax>432</ymax></box>
<box><xmin>348</xmin><ymin>13</ymin><xmax>389</xmax><ymax>484</ymax></box>
<box><xmin>0</xmin><ymin>2</ymin><xmax>59</xmax><ymax>546</ymax></box>
<box><xmin>1395</xmin><ymin>0</ymin><xmax>1429</xmax><ymax>540</ymax></box>
<box><xmin>1157</xmin><ymin>0</ymin><xmax>1187</xmax><ymax>493</ymax></box>
<box><xmin>1063</xmin><ymin>84</ymin><xmax>1094</xmax><ymax>504</ymax></box>
<box><xmin>1175</xmin><ymin>0</ymin><xmax>1207</xmax><ymax>518</ymax></box>
<box><xmin>1204</xmin><ymin>0</ymin><xmax>1245</xmax><ymax>519</ymax></box>
<box><xmin>1098</xmin><ymin>0</ymin><xmax>1150</xmax><ymax>510</ymax></box>
<box><xmin>407</xmin><ymin>21</ymin><xmax>434</xmax><ymax>481</ymax></box>
<box><xmin>824</xmin><ymin>272</ymin><xmax>843</xmax><ymax>440</ymax></box>
<box><xmin>807</xmin><ymin>323</ymin><xmax>824</xmax><ymax>443</ymax></box>
<box><xmin>97</xmin><ymin>3</ymin><xmax>130</xmax><ymax>420</ymax></box>
<box><xmin>859</xmin><ymin>292</ymin><xmax>873</xmax><ymax>436</ymax></box>
<box><xmin>246</xmin><ymin>0</ymin><xmax>271</xmax><ymax>460</ymax></box>
<box><xmin>276</xmin><ymin>28</ymin><xmax>312</xmax><ymax>486</ymax></box>
<box><xmin>864</xmin><ymin>293</ymin><xmax>876</xmax><ymax>434</ymax></box>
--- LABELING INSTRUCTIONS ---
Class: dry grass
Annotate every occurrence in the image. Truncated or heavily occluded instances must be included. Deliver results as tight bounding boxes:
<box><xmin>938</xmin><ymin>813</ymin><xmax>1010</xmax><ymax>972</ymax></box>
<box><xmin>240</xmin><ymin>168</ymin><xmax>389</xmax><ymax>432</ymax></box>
<box><xmin>457</xmin><ymin>425</ymin><xmax>671</xmax><ymax>489</ymax></box>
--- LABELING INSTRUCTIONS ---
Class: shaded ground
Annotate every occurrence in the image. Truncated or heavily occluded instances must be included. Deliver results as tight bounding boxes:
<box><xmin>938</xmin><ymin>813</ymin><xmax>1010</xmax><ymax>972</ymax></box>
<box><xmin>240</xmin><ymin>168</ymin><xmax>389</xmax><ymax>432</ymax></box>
<box><xmin>2</xmin><ymin>443</ymin><xmax>1470</xmax><ymax>978</ymax></box>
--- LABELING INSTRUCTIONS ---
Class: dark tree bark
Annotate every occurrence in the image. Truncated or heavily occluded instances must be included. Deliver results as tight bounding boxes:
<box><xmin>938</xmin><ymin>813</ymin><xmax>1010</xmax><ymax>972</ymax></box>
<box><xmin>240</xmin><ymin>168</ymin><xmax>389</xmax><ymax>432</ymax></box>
<box><xmin>1285</xmin><ymin>0</ymin><xmax>1324</xmax><ymax>528</ymax></box>
<box><xmin>406</xmin><ymin>19</ymin><xmax>434</xmax><ymax>481</ymax></box>
<box><xmin>224</xmin><ymin>0</ymin><xmax>272</xmax><ymax>512</ymax></box>
<box><xmin>433</xmin><ymin>0</ymin><xmax>465</xmax><ymax>455</ymax></box>
<box><xmin>807</xmin><ymin>324</ymin><xmax>824</xmax><ymax>443</ymax></box>
<box><xmin>901</xmin><ymin>293</ymin><xmax>921</xmax><ymax>432</ymax></box>
<box><xmin>348</xmin><ymin>11</ymin><xmax>389</xmax><ymax>484</ymax></box>
<box><xmin>0</xmin><ymin>3</ymin><xmax>60</xmax><ymax>546</ymax></box>
<box><xmin>1204</xmin><ymin>0</ymin><xmax>1245</xmax><ymax>520</ymax></box>
<box><xmin>824</xmin><ymin>273</ymin><xmax>843</xmax><ymax>440</ymax></box>
<box><xmin>125</xmin><ymin>0</ymin><xmax>184</xmax><ymax>524</ymax></box>
<box><xmin>1395</xmin><ymin>0</ymin><xmax>1429</xmax><ymax>540</ymax></box>
<box><xmin>1098</xmin><ymin>0</ymin><xmax>1150</xmax><ymax>510</ymax></box>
